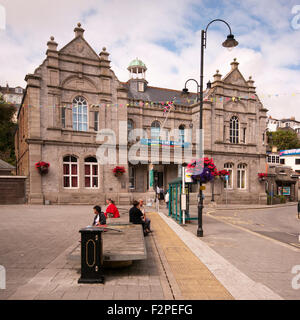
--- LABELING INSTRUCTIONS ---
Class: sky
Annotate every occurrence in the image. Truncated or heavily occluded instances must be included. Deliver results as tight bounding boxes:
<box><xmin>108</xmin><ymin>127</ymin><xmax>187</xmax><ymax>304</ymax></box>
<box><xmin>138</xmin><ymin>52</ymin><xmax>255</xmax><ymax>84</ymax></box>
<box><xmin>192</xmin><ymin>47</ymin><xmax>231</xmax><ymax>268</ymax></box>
<box><xmin>0</xmin><ymin>0</ymin><xmax>300</xmax><ymax>119</ymax></box>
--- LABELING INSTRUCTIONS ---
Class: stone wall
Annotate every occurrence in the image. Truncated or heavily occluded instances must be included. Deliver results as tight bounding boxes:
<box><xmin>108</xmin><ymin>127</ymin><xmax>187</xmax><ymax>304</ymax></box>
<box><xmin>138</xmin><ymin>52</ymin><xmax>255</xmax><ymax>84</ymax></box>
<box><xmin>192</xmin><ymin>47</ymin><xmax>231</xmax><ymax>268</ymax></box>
<box><xmin>0</xmin><ymin>176</ymin><xmax>27</xmax><ymax>204</ymax></box>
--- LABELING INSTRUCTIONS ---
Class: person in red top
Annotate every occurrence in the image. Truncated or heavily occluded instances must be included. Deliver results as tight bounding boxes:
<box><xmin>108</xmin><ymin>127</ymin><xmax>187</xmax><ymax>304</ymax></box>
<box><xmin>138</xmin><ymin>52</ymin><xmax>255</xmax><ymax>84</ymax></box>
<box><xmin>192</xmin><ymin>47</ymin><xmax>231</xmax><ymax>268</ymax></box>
<box><xmin>105</xmin><ymin>199</ymin><xmax>120</xmax><ymax>218</ymax></box>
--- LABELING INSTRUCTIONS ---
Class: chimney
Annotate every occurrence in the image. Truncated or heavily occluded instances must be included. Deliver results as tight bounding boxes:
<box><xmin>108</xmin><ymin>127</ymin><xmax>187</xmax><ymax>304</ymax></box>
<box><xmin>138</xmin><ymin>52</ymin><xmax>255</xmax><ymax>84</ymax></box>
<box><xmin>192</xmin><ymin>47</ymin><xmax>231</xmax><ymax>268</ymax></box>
<box><xmin>74</xmin><ymin>22</ymin><xmax>85</xmax><ymax>38</ymax></box>
<box><xmin>230</xmin><ymin>58</ymin><xmax>239</xmax><ymax>70</ymax></box>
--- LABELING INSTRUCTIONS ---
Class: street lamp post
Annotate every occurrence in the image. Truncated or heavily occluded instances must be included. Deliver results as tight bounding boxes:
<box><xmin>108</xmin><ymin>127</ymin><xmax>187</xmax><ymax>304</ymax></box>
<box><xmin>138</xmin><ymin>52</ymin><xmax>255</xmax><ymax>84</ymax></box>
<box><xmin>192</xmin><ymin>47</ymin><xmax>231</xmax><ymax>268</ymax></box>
<box><xmin>182</xmin><ymin>19</ymin><xmax>238</xmax><ymax>237</ymax></box>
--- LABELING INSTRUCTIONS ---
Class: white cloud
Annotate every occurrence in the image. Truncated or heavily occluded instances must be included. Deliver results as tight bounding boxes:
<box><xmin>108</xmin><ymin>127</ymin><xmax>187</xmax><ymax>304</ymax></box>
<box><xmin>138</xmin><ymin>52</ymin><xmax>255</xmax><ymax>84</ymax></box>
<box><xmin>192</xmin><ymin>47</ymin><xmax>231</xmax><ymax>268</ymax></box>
<box><xmin>0</xmin><ymin>0</ymin><xmax>299</xmax><ymax>119</ymax></box>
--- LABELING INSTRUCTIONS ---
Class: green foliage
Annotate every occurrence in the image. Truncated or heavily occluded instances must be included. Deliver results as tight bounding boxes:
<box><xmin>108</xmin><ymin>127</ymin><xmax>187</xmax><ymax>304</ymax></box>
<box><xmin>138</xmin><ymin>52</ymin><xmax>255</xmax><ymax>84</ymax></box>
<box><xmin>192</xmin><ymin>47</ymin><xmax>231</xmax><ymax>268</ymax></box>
<box><xmin>268</xmin><ymin>129</ymin><xmax>300</xmax><ymax>151</ymax></box>
<box><xmin>0</xmin><ymin>95</ymin><xmax>17</xmax><ymax>165</ymax></box>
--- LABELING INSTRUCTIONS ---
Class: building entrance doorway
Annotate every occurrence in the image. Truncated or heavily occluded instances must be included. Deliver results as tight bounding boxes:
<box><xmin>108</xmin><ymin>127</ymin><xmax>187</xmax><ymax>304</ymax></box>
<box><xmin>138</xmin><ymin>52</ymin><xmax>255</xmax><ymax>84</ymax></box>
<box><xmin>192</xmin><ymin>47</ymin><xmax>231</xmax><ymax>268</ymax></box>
<box><xmin>154</xmin><ymin>171</ymin><xmax>164</xmax><ymax>188</ymax></box>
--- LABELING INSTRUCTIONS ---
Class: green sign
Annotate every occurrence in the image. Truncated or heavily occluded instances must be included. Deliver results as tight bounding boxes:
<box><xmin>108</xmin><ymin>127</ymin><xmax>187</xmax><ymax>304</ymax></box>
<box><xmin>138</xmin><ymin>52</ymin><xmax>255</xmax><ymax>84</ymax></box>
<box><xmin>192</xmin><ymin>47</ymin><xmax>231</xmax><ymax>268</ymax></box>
<box><xmin>149</xmin><ymin>169</ymin><xmax>154</xmax><ymax>187</ymax></box>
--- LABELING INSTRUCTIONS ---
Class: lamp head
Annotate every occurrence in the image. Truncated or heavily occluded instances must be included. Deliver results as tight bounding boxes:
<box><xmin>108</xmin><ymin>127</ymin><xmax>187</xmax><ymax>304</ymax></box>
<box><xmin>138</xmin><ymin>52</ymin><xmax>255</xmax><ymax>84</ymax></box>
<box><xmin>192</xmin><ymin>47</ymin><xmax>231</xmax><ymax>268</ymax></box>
<box><xmin>222</xmin><ymin>34</ymin><xmax>238</xmax><ymax>49</ymax></box>
<box><xmin>182</xmin><ymin>88</ymin><xmax>189</xmax><ymax>95</ymax></box>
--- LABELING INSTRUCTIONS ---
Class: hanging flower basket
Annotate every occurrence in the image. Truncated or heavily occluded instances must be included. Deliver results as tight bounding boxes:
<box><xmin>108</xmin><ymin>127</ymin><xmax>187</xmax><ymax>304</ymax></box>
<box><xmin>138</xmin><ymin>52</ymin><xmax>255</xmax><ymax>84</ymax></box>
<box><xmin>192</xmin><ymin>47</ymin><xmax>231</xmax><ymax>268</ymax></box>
<box><xmin>35</xmin><ymin>161</ymin><xmax>50</xmax><ymax>175</ymax></box>
<box><xmin>258</xmin><ymin>173</ymin><xmax>267</xmax><ymax>182</ymax></box>
<box><xmin>187</xmin><ymin>157</ymin><xmax>216</xmax><ymax>183</ymax></box>
<box><xmin>186</xmin><ymin>158</ymin><xmax>231</xmax><ymax>183</ymax></box>
<box><xmin>113</xmin><ymin>166</ymin><xmax>125</xmax><ymax>177</ymax></box>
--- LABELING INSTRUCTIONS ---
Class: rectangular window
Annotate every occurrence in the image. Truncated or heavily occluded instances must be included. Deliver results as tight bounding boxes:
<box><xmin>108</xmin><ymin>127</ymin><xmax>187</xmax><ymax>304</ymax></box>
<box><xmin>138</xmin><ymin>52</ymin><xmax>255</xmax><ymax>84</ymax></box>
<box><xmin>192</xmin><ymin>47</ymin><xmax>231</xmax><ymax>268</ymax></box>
<box><xmin>295</xmin><ymin>159</ymin><xmax>300</xmax><ymax>165</ymax></box>
<box><xmin>84</xmin><ymin>164</ymin><xmax>98</xmax><ymax>188</ymax></box>
<box><xmin>138</xmin><ymin>82</ymin><xmax>144</xmax><ymax>92</ymax></box>
<box><xmin>267</xmin><ymin>156</ymin><xmax>271</xmax><ymax>163</ymax></box>
<box><xmin>72</xmin><ymin>105</ymin><xmax>88</xmax><ymax>131</ymax></box>
<box><xmin>237</xmin><ymin>169</ymin><xmax>246</xmax><ymax>189</ymax></box>
<box><xmin>243</xmin><ymin>128</ymin><xmax>246</xmax><ymax>143</ymax></box>
<box><xmin>129</xmin><ymin>166</ymin><xmax>135</xmax><ymax>189</ymax></box>
<box><xmin>271</xmin><ymin>156</ymin><xmax>275</xmax><ymax>163</ymax></box>
<box><xmin>61</xmin><ymin>107</ymin><xmax>66</xmax><ymax>128</ymax></box>
<box><xmin>224</xmin><ymin>169</ymin><xmax>233</xmax><ymax>189</ymax></box>
<box><xmin>280</xmin><ymin>159</ymin><xmax>285</xmax><ymax>164</ymax></box>
<box><xmin>63</xmin><ymin>163</ymin><xmax>78</xmax><ymax>188</ymax></box>
<box><xmin>94</xmin><ymin>111</ymin><xmax>99</xmax><ymax>131</ymax></box>
<box><xmin>276</xmin><ymin>156</ymin><xmax>279</xmax><ymax>163</ymax></box>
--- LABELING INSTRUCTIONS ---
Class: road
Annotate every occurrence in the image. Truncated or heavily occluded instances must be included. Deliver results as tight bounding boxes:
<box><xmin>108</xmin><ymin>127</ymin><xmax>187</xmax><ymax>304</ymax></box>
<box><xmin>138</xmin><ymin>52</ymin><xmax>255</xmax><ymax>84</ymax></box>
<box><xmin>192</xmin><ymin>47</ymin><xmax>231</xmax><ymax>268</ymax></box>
<box><xmin>161</xmin><ymin>204</ymin><xmax>300</xmax><ymax>300</ymax></box>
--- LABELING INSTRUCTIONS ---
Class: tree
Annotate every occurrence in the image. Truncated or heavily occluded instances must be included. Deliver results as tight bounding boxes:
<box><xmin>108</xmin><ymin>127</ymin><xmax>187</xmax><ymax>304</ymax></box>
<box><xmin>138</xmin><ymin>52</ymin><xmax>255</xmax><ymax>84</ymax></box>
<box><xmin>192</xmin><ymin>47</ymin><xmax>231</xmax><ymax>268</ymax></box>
<box><xmin>0</xmin><ymin>94</ymin><xmax>17</xmax><ymax>165</ymax></box>
<box><xmin>268</xmin><ymin>129</ymin><xmax>300</xmax><ymax>151</ymax></box>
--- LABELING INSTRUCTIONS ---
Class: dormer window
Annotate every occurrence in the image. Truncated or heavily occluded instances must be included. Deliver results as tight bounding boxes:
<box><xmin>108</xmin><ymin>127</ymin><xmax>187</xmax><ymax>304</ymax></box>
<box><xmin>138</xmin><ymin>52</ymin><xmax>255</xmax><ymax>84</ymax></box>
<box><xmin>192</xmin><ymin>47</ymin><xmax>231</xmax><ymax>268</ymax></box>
<box><xmin>138</xmin><ymin>82</ymin><xmax>144</xmax><ymax>92</ymax></box>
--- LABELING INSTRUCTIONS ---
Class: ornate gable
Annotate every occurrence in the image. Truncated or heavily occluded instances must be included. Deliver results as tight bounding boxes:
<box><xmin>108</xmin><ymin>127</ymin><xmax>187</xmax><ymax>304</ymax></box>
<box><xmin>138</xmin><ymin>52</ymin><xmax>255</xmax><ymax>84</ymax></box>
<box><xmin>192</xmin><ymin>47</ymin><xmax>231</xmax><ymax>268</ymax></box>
<box><xmin>59</xmin><ymin>36</ymin><xmax>99</xmax><ymax>60</ymax></box>
<box><xmin>223</xmin><ymin>68</ymin><xmax>248</xmax><ymax>87</ymax></box>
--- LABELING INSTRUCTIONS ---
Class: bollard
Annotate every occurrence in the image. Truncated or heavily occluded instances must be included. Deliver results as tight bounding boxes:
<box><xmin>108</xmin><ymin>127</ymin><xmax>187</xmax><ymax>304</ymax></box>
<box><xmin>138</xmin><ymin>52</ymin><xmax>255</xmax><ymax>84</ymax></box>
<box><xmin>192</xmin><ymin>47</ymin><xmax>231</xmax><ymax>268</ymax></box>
<box><xmin>298</xmin><ymin>201</ymin><xmax>300</xmax><ymax>219</ymax></box>
<box><xmin>78</xmin><ymin>227</ymin><xmax>105</xmax><ymax>284</ymax></box>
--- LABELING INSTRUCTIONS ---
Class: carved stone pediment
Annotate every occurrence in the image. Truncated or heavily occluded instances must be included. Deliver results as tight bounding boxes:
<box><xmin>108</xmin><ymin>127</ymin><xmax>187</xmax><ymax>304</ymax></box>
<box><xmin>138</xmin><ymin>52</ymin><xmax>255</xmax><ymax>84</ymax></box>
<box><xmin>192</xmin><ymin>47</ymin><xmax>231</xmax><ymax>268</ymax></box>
<box><xmin>223</xmin><ymin>69</ymin><xmax>248</xmax><ymax>86</ymax></box>
<box><xmin>60</xmin><ymin>37</ymin><xmax>99</xmax><ymax>60</ymax></box>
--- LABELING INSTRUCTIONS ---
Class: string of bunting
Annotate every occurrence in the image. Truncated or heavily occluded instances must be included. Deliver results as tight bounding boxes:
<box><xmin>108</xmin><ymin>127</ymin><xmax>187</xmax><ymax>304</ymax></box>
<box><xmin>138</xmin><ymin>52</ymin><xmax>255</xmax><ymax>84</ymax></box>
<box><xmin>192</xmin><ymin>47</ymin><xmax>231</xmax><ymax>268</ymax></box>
<box><xmin>4</xmin><ymin>91</ymin><xmax>300</xmax><ymax>110</ymax></box>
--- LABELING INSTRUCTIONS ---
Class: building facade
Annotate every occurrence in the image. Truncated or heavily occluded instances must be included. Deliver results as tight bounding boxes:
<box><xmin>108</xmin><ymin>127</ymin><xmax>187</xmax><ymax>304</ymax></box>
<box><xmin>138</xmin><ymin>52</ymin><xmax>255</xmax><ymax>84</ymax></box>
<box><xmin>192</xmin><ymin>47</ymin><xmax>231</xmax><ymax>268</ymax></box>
<box><xmin>15</xmin><ymin>24</ymin><xmax>268</xmax><ymax>205</ymax></box>
<box><xmin>267</xmin><ymin>115</ymin><xmax>300</xmax><ymax>135</ymax></box>
<box><xmin>0</xmin><ymin>84</ymin><xmax>24</xmax><ymax>122</ymax></box>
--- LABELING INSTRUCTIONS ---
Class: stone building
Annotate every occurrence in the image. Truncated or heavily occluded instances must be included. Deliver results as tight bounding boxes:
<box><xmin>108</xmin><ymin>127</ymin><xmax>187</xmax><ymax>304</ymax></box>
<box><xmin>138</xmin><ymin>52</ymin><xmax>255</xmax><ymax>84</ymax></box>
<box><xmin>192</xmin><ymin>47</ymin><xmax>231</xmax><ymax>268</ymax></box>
<box><xmin>15</xmin><ymin>23</ymin><xmax>268</xmax><ymax>205</ymax></box>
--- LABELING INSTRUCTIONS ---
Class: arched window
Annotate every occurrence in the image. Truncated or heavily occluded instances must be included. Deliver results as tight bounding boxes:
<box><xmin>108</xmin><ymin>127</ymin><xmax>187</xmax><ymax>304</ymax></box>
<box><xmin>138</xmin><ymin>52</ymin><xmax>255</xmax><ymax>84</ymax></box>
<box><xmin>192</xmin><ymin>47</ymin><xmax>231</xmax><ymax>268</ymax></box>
<box><xmin>151</xmin><ymin>121</ymin><xmax>160</xmax><ymax>139</ymax></box>
<box><xmin>224</xmin><ymin>163</ymin><xmax>234</xmax><ymax>189</ymax></box>
<box><xmin>72</xmin><ymin>96</ymin><xmax>88</xmax><ymax>131</ymax></box>
<box><xmin>179</xmin><ymin>125</ymin><xmax>185</xmax><ymax>144</ymax></box>
<box><xmin>63</xmin><ymin>156</ymin><xmax>78</xmax><ymax>188</ymax></box>
<box><xmin>237</xmin><ymin>163</ymin><xmax>247</xmax><ymax>189</ymax></box>
<box><xmin>84</xmin><ymin>157</ymin><xmax>98</xmax><ymax>188</ymax></box>
<box><xmin>230</xmin><ymin>116</ymin><xmax>239</xmax><ymax>144</ymax></box>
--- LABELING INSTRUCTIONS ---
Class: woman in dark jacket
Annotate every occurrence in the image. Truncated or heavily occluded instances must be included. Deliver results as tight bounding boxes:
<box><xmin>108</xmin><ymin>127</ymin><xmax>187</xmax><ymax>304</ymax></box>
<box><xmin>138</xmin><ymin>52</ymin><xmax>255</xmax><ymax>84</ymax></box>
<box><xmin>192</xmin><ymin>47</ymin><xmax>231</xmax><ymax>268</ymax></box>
<box><xmin>129</xmin><ymin>200</ymin><xmax>149</xmax><ymax>236</ymax></box>
<box><xmin>92</xmin><ymin>205</ymin><xmax>107</xmax><ymax>226</ymax></box>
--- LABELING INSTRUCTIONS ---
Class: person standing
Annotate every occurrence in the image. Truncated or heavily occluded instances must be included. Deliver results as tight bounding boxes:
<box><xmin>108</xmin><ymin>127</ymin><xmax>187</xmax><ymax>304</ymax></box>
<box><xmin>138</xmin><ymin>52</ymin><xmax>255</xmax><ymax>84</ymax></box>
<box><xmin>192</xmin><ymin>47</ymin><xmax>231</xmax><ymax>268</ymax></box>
<box><xmin>164</xmin><ymin>191</ymin><xmax>169</xmax><ymax>209</ymax></box>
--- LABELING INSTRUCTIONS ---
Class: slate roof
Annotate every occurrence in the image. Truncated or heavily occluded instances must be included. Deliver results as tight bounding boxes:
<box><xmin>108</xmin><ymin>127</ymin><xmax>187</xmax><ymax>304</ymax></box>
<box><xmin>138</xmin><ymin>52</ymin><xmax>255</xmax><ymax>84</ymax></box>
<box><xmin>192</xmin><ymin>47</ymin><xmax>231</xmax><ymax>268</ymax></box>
<box><xmin>0</xmin><ymin>159</ymin><xmax>15</xmax><ymax>170</ymax></box>
<box><xmin>122</xmin><ymin>80</ymin><xmax>205</xmax><ymax>106</ymax></box>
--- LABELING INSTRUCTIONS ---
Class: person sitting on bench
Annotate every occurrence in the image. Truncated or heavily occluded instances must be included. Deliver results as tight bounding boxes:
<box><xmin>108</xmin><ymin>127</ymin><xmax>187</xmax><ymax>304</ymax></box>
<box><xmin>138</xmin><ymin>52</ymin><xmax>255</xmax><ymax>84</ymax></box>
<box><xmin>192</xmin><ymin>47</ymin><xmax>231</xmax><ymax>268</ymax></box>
<box><xmin>92</xmin><ymin>205</ymin><xmax>107</xmax><ymax>227</ymax></box>
<box><xmin>104</xmin><ymin>199</ymin><xmax>120</xmax><ymax>218</ymax></box>
<box><xmin>129</xmin><ymin>200</ymin><xmax>150</xmax><ymax>236</ymax></box>
<box><xmin>139</xmin><ymin>199</ymin><xmax>152</xmax><ymax>233</ymax></box>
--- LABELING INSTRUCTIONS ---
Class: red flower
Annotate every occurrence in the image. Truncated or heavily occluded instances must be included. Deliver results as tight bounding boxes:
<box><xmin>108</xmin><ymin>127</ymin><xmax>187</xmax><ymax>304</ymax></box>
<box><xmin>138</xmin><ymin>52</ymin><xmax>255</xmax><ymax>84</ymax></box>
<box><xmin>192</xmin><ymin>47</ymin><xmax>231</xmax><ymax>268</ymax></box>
<box><xmin>258</xmin><ymin>173</ymin><xmax>267</xmax><ymax>178</ymax></box>
<box><xmin>113</xmin><ymin>166</ymin><xmax>126</xmax><ymax>174</ymax></box>
<box><xmin>35</xmin><ymin>161</ymin><xmax>50</xmax><ymax>168</ymax></box>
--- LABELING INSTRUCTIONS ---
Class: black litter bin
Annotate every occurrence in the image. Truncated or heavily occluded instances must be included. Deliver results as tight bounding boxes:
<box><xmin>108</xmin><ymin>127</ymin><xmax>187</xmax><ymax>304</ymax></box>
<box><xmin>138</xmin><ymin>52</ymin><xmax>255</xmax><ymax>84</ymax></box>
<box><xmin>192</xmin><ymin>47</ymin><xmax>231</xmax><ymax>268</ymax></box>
<box><xmin>78</xmin><ymin>227</ymin><xmax>104</xmax><ymax>284</ymax></box>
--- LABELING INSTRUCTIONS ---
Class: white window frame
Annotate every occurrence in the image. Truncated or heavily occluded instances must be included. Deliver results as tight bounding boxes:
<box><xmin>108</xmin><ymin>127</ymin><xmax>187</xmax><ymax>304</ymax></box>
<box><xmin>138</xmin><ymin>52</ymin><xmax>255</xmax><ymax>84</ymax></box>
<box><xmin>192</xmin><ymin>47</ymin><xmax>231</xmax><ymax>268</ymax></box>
<box><xmin>84</xmin><ymin>158</ymin><xmax>99</xmax><ymax>189</ymax></box>
<box><xmin>230</xmin><ymin>116</ymin><xmax>239</xmax><ymax>144</ymax></box>
<box><xmin>237</xmin><ymin>163</ymin><xmax>247</xmax><ymax>189</ymax></box>
<box><xmin>224</xmin><ymin>163</ymin><xmax>233</xmax><ymax>189</ymax></box>
<box><xmin>72</xmin><ymin>96</ymin><xmax>88</xmax><ymax>132</ymax></box>
<box><xmin>63</xmin><ymin>156</ymin><xmax>79</xmax><ymax>189</ymax></box>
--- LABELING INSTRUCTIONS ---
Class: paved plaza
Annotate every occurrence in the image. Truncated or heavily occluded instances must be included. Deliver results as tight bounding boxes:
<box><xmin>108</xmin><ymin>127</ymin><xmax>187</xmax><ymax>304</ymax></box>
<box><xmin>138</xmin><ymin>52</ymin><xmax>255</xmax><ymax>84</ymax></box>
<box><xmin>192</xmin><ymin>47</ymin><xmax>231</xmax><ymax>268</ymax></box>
<box><xmin>0</xmin><ymin>204</ymin><xmax>299</xmax><ymax>300</ymax></box>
